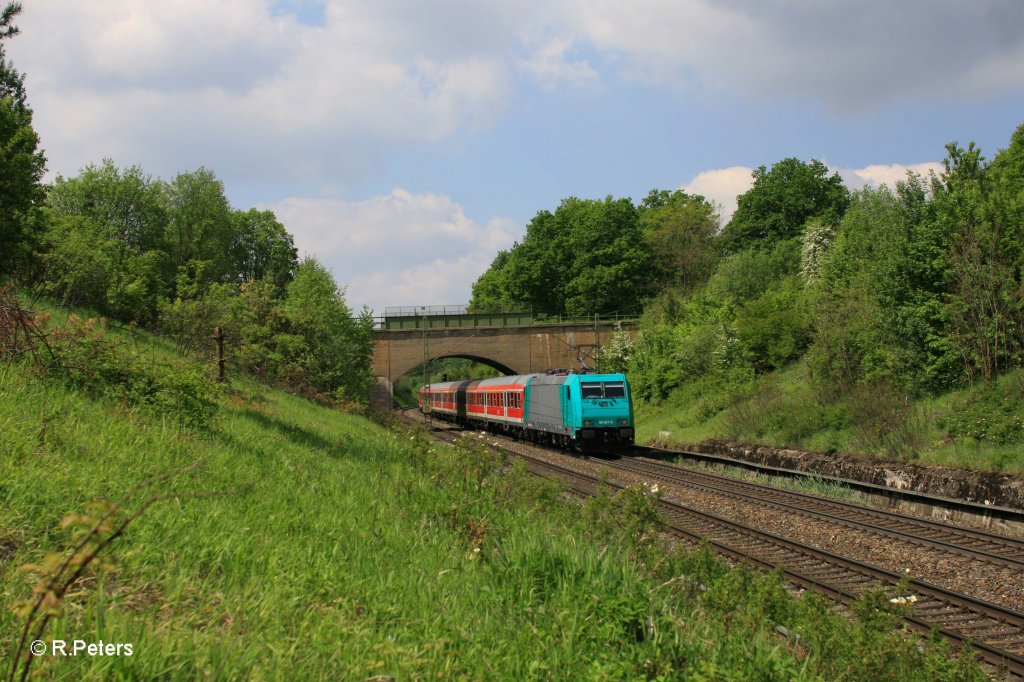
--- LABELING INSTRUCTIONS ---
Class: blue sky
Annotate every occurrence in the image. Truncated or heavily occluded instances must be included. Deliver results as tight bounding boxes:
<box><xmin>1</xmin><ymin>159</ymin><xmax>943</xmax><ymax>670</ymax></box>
<box><xmin>8</xmin><ymin>1</ymin><xmax>1024</xmax><ymax>314</ymax></box>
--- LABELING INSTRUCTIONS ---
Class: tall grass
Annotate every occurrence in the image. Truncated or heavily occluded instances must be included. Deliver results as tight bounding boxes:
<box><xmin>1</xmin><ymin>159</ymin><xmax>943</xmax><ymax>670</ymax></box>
<box><xmin>0</xmin><ymin>313</ymin><xmax>987</xmax><ymax>679</ymax></box>
<box><xmin>639</xmin><ymin>360</ymin><xmax>1024</xmax><ymax>473</ymax></box>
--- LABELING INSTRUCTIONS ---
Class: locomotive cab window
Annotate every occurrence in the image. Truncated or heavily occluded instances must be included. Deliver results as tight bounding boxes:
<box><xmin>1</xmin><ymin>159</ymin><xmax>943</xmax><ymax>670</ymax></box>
<box><xmin>580</xmin><ymin>381</ymin><xmax>626</xmax><ymax>399</ymax></box>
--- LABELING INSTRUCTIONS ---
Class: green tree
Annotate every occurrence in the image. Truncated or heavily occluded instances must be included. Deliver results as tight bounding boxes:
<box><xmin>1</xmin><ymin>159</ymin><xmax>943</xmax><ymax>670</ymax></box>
<box><xmin>163</xmin><ymin>167</ymin><xmax>233</xmax><ymax>288</ymax></box>
<box><xmin>36</xmin><ymin>211</ymin><xmax>117</xmax><ymax>309</ymax></box>
<box><xmin>0</xmin><ymin>1</ymin><xmax>45</xmax><ymax>274</ymax></box>
<box><xmin>44</xmin><ymin>160</ymin><xmax>171</xmax><ymax>323</ymax></box>
<box><xmin>228</xmin><ymin>208</ymin><xmax>298</xmax><ymax>291</ymax></box>
<box><xmin>720</xmin><ymin>158</ymin><xmax>849</xmax><ymax>251</ymax></box>
<box><xmin>561</xmin><ymin>196</ymin><xmax>652</xmax><ymax>316</ymax></box>
<box><xmin>48</xmin><ymin>159</ymin><xmax>168</xmax><ymax>254</ymax></box>
<box><xmin>468</xmin><ymin>250</ymin><xmax>511</xmax><ymax>312</ymax></box>
<box><xmin>639</xmin><ymin>189</ymin><xmax>719</xmax><ymax>293</ymax></box>
<box><xmin>280</xmin><ymin>257</ymin><xmax>374</xmax><ymax>402</ymax></box>
<box><xmin>943</xmin><ymin>129</ymin><xmax>1024</xmax><ymax>381</ymax></box>
<box><xmin>496</xmin><ymin>208</ymin><xmax>565</xmax><ymax>315</ymax></box>
<box><xmin>807</xmin><ymin>175</ymin><xmax>958</xmax><ymax>395</ymax></box>
<box><xmin>470</xmin><ymin>195</ymin><xmax>654</xmax><ymax>317</ymax></box>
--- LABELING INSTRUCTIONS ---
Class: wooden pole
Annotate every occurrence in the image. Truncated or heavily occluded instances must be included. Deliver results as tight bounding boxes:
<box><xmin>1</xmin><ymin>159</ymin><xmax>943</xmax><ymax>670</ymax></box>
<box><xmin>214</xmin><ymin>326</ymin><xmax>225</xmax><ymax>382</ymax></box>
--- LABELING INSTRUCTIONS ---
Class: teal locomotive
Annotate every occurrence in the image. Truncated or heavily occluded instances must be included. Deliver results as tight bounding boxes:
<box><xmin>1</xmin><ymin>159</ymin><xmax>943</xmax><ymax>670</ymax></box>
<box><xmin>420</xmin><ymin>371</ymin><xmax>634</xmax><ymax>450</ymax></box>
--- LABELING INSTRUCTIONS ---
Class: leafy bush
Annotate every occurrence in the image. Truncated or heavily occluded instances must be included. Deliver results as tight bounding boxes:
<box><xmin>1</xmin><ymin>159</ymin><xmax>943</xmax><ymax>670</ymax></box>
<box><xmin>35</xmin><ymin>315</ymin><xmax>220</xmax><ymax>429</ymax></box>
<box><xmin>733</xmin><ymin>275</ymin><xmax>811</xmax><ymax>372</ymax></box>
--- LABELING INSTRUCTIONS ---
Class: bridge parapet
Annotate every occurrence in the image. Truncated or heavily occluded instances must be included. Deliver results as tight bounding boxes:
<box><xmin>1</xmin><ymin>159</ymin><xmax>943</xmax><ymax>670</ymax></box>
<box><xmin>377</xmin><ymin>305</ymin><xmax>638</xmax><ymax>331</ymax></box>
<box><xmin>381</xmin><ymin>310</ymin><xmax>534</xmax><ymax>330</ymax></box>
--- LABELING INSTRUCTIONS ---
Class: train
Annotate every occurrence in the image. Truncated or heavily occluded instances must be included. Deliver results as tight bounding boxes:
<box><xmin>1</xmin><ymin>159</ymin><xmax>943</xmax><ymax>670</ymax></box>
<box><xmin>419</xmin><ymin>371</ymin><xmax>635</xmax><ymax>451</ymax></box>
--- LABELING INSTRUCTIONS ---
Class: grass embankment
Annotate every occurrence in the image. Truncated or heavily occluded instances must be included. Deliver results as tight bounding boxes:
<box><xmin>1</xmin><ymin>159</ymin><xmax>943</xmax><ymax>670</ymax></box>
<box><xmin>637</xmin><ymin>361</ymin><xmax>1024</xmax><ymax>474</ymax></box>
<box><xmin>0</xmin><ymin>316</ymin><xmax>985</xmax><ymax>679</ymax></box>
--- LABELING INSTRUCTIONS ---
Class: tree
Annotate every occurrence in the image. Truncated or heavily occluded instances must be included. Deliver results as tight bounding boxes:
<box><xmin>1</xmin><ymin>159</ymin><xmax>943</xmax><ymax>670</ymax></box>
<box><xmin>560</xmin><ymin>196</ymin><xmax>652</xmax><ymax>316</ymax></box>
<box><xmin>720</xmin><ymin>158</ymin><xmax>849</xmax><ymax>251</ymax></box>
<box><xmin>468</xmin><ymin>249</ymin><xmax>511</xmax><ymax>312</ymax></box>
<box><xmin>48</xmin><ymin>159</ymin><xmax>168</xmax><ymax>254</ymax></box>
<box><xmin>279</xmin><ymin>257</ymin><xmax>374</xmax><ymax>402</ymax></box>
<box><xmin>807</xmin><ymin>176</ymin><xmax>960</xmax><ymax>395</ymax></box>
<box><xmin>45</xmin><ymin>160</ymin><xmax>171</xmax><ymax>323</ymax></box>
<box><xmin>639</xmin><ymin>189</ymin><xmax>719</xmax><ymax>292</ymax></box>
<box><xmin>498</xmin><ymin>208</ymin><xmax>566</xmax><ymax>315</ymax></box>
<box><xmin>163</xmin><ymin>167</ymin><xmax>233</xmax><ymax>289</ymax></box>
<box><xmin>228</xmin><ymin>208</ymin><xmax>298</xmax><ymax>292</ymax></box>
<box><xmin>470</xmin><ymin>195</ymin><xmax>655</xmax><ymax>317</ymax></box>
<box><xmin>943</xmin><ymin>129</ymin><xmax>1024</xmax><ymax>382</ymax></box>
<box><xmin>0</xmin><ymin>2</ymin><xmax>45</xmax><ymax>275</ymax></box>
<box><xmin>36</xmin><ymin>211</ymin><xmax>117</xmax><ymax>309</ymax></box>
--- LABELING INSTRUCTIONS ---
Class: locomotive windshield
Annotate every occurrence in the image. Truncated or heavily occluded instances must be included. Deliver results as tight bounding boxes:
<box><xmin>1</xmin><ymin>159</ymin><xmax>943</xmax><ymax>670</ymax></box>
<box><xmin>604</xmin><ymin>382</ymin><xmax>626</xmax><ymax>398</ymax></box>
<box><xmin>580</xmin><ymin>381</ymin><xmax>626</xmax><ymax>399</ymax></box>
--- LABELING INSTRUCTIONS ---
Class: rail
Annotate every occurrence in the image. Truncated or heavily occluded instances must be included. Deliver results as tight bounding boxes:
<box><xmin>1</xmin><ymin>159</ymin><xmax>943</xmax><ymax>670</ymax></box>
<box><xmin>409</xmin><ymin>410</ymin><xmax>1024</xmax><ymax>675</ymax></box>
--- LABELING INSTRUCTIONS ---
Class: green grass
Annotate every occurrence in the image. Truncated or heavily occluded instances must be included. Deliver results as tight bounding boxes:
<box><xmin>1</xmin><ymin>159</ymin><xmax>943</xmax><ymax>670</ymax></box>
<box><xmin>0</xmin><ymin>313</ymin><xmax>987</xmax><ymax>679</ymax></box>
<box><xmin>639</xmin><ymin>361</ymin><xmax>1024</xmax><ymax>474</ymax></box>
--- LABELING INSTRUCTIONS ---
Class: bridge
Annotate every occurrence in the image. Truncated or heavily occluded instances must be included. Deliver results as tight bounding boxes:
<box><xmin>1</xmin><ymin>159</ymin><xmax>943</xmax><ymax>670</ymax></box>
<box><xmin>370</xmin><ymin>306</ymin><xmax>637</xmax><ymax>408</ymax></box>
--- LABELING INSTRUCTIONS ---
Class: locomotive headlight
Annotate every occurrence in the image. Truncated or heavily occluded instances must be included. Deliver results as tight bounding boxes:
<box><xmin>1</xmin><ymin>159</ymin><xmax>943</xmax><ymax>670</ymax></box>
<box><xmin>618</xmin><ymin>419</ymin><xmax>629</xmax><ymax>425</ymax></box>
<box><xmin>583</xmin><ymin>419</ymin><xmax>594</xmax><ymax>426</ymax></box>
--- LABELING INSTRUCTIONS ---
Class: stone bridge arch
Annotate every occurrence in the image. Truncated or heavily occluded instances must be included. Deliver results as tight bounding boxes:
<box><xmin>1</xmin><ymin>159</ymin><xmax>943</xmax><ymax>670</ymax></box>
<box><xmin>370</xmin><ymin>321</ymin><xmax>634</xmax><ymax>408</ymax></box>
<box><xmin>416</xmin><ymin>353</ymin><xmax>519</xmax><ymax>377</ymax></box>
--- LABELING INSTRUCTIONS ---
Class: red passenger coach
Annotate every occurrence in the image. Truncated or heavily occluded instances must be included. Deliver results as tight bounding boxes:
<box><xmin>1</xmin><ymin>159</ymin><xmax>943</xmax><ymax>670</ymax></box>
<box><xmin>420</xmin><ymin>383</ymin><xmax>460</xmax><ymax>416</ymax></box>
<box><xmin>465</xmin><ymin>376</ymin><xmax>528</xmax><ymax>425</ymax></box>
<box><xmin>420</xmin><ymin>375</ymin><xmax>530</xmax><ymax>432</ymax></box>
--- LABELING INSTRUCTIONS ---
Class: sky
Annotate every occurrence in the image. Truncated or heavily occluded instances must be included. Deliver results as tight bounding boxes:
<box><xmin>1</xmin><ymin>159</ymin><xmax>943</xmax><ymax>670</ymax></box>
<box><xmin>7</xmin><ymin>1</ymin><xmax>1024</xmax><ymax>316</ymax></box>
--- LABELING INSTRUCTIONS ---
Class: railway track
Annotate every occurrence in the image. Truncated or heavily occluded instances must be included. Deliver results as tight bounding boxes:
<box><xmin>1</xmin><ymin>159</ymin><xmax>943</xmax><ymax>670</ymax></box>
<box><xmin>597</xmin><ymin>455</ymin><xmax>1024</xmax><ymax>570</ymax></box>
<box><xmin>406</xmin><ymin>411</ymin><xmax>1024</xmax><ymax>675</ymax></box>
<box><xmin>527</xmin><ymin>451</ymin><xmax>1024</xmax><ymax>677</ymax></box>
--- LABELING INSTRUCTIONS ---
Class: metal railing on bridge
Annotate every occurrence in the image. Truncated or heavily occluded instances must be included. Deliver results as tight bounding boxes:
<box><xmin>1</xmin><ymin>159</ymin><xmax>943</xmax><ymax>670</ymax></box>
<box><xmin>379</xmin><ymin>305</ymin><xmax>533</xmax><ymax>330</ymax></box>
<box><xmin>376</xmin><ymin>305</ymin><xmax>639</xmax><ymax>330</ymax></box>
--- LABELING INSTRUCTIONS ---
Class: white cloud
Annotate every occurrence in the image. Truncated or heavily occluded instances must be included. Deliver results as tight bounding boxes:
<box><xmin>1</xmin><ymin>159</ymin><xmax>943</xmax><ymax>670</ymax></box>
<box><xmin>518</xmin><ymin>38</ymin><xmax>599</xmax><ymax>90</ymax></box>
<box><xmin>7</xmin><ymin>0</ymin><xmax>1021</xmax><ymax>192</ymax></box>
<box><xmin>9</xmin><ymin>1</ymin><xmax>514</xmax><ymax>187</ymax></box>
<box><xmin>262</xmin><ymin>189</ymin><xmax>521</xmax><ymax>314</ymax></box>
<box><xmin>682</xmin><ymin>166</ymin><xmax>755</xmax><ymax>225</ymax></box>
<box><xmin>836</xmin><ymin>162</ymin><xmax>943</xmax><ymax>191</ymax></box>
<box><xmin>567</xmin><ymin>0</ymin><xmax>1024</xmax><ymax>109</ymax></box>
